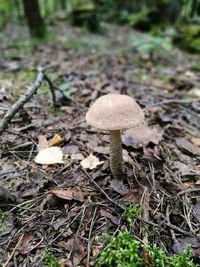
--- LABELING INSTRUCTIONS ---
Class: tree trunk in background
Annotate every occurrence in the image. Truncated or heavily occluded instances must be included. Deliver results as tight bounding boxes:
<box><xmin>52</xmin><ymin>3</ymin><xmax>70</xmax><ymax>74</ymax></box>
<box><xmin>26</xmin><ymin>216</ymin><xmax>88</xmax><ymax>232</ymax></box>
<box><xmin>22</xmin><ymin>0</ymin><xmax>46</xmax><ymax>38</ymax></box>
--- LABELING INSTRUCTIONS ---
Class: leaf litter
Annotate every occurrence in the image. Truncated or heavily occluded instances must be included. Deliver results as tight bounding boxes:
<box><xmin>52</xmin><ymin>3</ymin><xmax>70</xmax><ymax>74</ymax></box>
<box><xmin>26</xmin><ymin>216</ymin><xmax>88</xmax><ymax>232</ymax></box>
<box><xmin>0</xmin><ymin>21</ymin><xmax>200</xmax><ymax>266</ymax></box>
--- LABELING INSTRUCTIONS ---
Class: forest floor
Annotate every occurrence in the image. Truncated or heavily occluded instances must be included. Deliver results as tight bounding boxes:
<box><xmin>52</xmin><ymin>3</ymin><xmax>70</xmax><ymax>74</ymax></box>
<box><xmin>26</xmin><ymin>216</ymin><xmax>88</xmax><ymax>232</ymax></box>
<box><xmin>0</xmin><ymin>20</ymin><xmax>200</xmax><ymax>266</ymax></box>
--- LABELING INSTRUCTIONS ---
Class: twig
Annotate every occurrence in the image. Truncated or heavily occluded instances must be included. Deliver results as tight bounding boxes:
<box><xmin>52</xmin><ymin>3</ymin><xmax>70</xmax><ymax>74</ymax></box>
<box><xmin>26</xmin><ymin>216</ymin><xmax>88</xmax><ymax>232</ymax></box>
<box><xmin>43</xmin><ymin>74</ymin><xmax>57</xmax><ymax>110</ymax></box>
<box><xmin>144</xmin><ymin>98</ymin><xmax>197</xmax><ymax>111</ymax></box>
<box><xmin>82</xmin><ymin>169</ymin><xmax>126</xmax><ymax>211</ymax></box>
<box><xmin>141</xmin><ymin>188</ymin><xmax>151</xmax><ymax>266</ymax></box>
<box><xmin>0</xmin><ymin>65</ymin><xmax>55</xmax><ymax>135</ymax></box>
<box><xmin>87</xmin><ymin>207</ymin><xmax>97</xmax><ymax>267</ymax></box>
<box><xmin>2</xmin><ymin>234</ymin><xmax>24</xmax><ymax>267</ymax></box>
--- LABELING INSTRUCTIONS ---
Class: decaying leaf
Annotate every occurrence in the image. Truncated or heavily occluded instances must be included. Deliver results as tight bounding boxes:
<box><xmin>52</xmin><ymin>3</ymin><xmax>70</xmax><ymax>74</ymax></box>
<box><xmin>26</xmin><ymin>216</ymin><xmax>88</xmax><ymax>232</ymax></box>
<box><xmin>110</xmin><ymin>179</ymin><xmax>129</xmax><ymax>195</ymax></box>
<box><xmin>51</xmin><ymin>188</ymin><xmax>86</xmax><ymax>201</ymax></box>
<box><xmin>190</xmin><ymin>137</ymin><xmax>200</xmax><ymax>146</ymax></box>
<box><xmin>49</xmin><ymin>134</ymin><xmax>64</xmax><ymax>146</ymax></box>
<box><xmin>17</xmin><ymin>233</ymin><xmax>34</xmax><ymax>254</ymax></box>
<box><xmin>37</xmin><ymin>135</ymin><xmax>49</xmax><ymax>150</ymax></box>
<box><xmin>175</xmin><ymin>138</ymin><xmax>200</xmax><ymax>156</ymax></box>
<box><xmin>34</xmin><ymin>147</ymin><xmax>64</xmax><ymax>165</ymax></box>
<box><xmin>100</xmin><ymin>209</ymin><xmax>120</xmax><ymax>225</ymax></box>
<box><xmin>59</xmin><ymin>239</ymin><xmax>86</xmax><ymax>266</ymax></box>
<box><xmin>71</xmin><ymin>153</ymin><xmax>84</xmax><ymax>161</ymax></box>
<box><xmin>123</xmin><ymin>126</ymin><xmax>163</xmax><ymax>148</ymax></box>
<box><xmin>80</xmin><ymin>154</ymin><xmax>104</xmax><ymax>170</ymax></box>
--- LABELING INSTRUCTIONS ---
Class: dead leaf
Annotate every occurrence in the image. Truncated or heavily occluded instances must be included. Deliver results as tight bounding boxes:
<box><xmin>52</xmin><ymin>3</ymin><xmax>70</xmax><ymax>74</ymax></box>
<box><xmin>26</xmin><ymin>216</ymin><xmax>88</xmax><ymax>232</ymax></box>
<box><xmin>63</xmin><ymin>145</ymin><xmax>80</xmax><ymax>155</ymax></box>
<box><xmin>190</xmin><ymin>137</ymin><xmax>200</xmax><ymax>146</ymax></box>
<box><xmin>175</xmin><ymin>138</ymin><xmax>200</xmax><ymax>156</ymax></box>
<box><xmin>110</xmin><ymin>179</ymin><xmax>129</xmax><ymax>195</ymax></box>
<box><xmin>51</xmin><ymin>188</ymin><xmax>86</xmax><ymax>201</ymax></box>
<box><xmin>71</xmin><ymin>153</ymin><xmax>84</xmax><ymax>161</ymax></box>
<box><xmin>81</xmin><ymin>154</ymin><xmax>104</xmax><ymax>170</ymax></box>
<box><xmin>17</xmin><ymin>233</ymin><xmax>33</xmax><ymax>254</ymax></box>
<box><xmin>121</xmin><ymin>189</ymin><xmax>142</xmax><ymax>205</ymax></box>
<box><xmin>93</xmin><ymin>146</ymin><xmax>109</xmax><ymax>154</ymax></box>
<box><xmin>49</xmin><ymin>134</ymin><xmax>64</xmax><ymax>146</ymax></box>
<box><xmin>123</xmin><ymin>126</ymin><xmax>163</xmax><ymax>148</ymax></box>
<box><xmin>0</xmin><ymin>214</ymin><xmax>15</xmax><ymax>237</ymax></box>
<box><xmin>37</xmin><ymin>135</ymin><xmax>48</xmax><ymax>150</ymax></box>
<box><xmin>34</xmin><ymin>147</ymin><xmax>64</xmax><ymax>165</ymax></box>
<box><xmin>143</xmin><ymin>147</ymin><xmax>163</xmax><ymax>166</ymax></box>
<box><xmin>59</xmin><ymin>239</ymin><xmax>86</xmax><ymax>266</ymax></box>
<box><xmin>172</xmin><ymin>161</ymin><xmax>200</xmax><ymax>176</ymax></box>
<box><xmin>100</xmin><ymin>209</ymin><xmax>120</xmax><ymax>225</ymax></box>
<box><xmin>172</xmin><ymin>236</ymin><xmax>200</xmax><ymax>256</ymax></box>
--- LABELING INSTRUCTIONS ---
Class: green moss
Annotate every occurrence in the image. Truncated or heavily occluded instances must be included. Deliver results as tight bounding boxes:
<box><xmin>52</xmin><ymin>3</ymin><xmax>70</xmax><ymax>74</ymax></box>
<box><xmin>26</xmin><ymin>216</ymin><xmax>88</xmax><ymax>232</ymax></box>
<box><xmin>97</xmin><ymin>232</ymin><xmax>197</xmax><ymax>267</ymax></box>
<box><xmin>43</xmin><ymin>249</ymin><xmax>59</xmax><ymax>267</ymax></box>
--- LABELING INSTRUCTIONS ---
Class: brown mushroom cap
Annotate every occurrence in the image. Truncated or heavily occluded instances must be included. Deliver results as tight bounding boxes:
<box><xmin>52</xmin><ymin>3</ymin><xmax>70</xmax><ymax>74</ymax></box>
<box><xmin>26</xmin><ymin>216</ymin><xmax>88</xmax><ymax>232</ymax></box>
<box><xmin>86</xmin><ymin>94</ymin><xmax>144</xmax><ymax>131</ymax></box>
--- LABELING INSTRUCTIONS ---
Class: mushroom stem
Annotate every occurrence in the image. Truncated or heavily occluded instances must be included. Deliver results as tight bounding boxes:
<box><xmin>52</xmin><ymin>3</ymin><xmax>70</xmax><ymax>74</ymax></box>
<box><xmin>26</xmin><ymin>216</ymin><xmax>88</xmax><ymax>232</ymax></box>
<box><xmin>109</xmin><ymin>130</ymin><xmax>123</xmax><ymax>178</ymax></box>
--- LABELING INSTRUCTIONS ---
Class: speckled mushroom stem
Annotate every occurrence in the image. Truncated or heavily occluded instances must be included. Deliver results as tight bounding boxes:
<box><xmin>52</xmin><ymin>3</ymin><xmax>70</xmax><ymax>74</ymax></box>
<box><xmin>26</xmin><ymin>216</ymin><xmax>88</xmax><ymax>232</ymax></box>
<box><xmin>109</xmin><ymin>130</ymin><xmax>123</xmax><ymax>178</ymax></box>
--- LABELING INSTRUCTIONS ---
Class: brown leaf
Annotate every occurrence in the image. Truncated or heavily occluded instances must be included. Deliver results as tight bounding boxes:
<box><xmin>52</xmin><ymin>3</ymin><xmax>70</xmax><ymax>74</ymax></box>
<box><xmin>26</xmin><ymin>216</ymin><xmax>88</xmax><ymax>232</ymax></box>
<box><xmin>51</xmin><ymin>188</ymin><xmax>86</xmax><ymax>201</ymax></box>
<box><xmin>110</xmin><ymin>179</ymin><xmax>129</xmax><ymax>195</ymax></box>
<box><xmin>93</xmin><ymin>146</ymin><xmax>109</xmax><ymax>155</ymax></box>
<box><xmin>190</xmin><ymin>137</ymin><xmax>200</xmax><ymax>146</ymax></box>
<box><xmin>63</xmin><ymin>145</ymin><xmax>80</xmax><ymax>155</ymax></box>
<box><xmin>49</xmin><ymin>134</ymin><xmax>64</xmax><ymax>146</ymax></box>
<box><xmin>71</xmin><ymin>153</ymin><xmax>84</xmax><ymax>161</ymax></box>
<box><xmin>59</xmin><ymin>239</ymin><xmax>86</xmax><ymax>266</ymax></box>
<box><xmin>121</xmin><ymin>189</ymin><xmax>142</xmax><ymax>205</ymax></box>
<box><xmin>123</xmin><ymin>126</ymin><xmax>163</xmax><ymax>148</ymax></box>
<box><xmin>100</xmin><ymin>209</ymin><xmax>120</xmax><ymax>225</ymax></box>
<box><xmin>17</xmin><ymin>233</ymin><xmax>33</xmax><ymax>254</ymax></box>
<box><xmin>176</xmin><ymin>138</ymin><xmax>200</xmax><ymax>156</ymax></box>
<box><xmin>143</xmin><ymin>147</ymin><xmax>163</xmax><ymax>166</ymax></box>
<box><xmin>171</xmin><ymin>161</ymin><xmax>200</xmax><ymax>176</ymax></box>
<box><xmin>37</xmin><ymin>135</ymin><xmax>48</xmax><ymax>150</ymax></box>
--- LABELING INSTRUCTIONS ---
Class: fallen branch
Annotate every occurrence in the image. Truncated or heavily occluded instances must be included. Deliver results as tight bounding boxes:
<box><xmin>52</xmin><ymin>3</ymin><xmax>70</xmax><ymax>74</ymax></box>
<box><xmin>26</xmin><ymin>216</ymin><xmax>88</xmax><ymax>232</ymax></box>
<box><xmin>0</xmin><ymin>65</ymin><xmax>56</xmax><ymax>135</ymax></box>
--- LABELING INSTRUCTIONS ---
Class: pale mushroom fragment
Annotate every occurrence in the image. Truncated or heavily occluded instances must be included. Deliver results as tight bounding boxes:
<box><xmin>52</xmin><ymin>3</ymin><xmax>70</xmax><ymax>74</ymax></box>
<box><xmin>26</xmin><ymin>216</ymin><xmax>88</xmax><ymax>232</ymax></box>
<box><xmin>86</xmin><ymin>94</ymin><xmax>144</xmax><ymax>178</ymax></box>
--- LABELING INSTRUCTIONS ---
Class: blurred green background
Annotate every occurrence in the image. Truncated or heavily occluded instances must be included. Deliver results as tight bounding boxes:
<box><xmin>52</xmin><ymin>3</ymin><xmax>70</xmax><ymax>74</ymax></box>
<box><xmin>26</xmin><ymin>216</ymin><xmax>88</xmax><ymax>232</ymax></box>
<box><xmin>0</xmin><ymin>0</ymin><xmax>200</xmax><ymax>53</ymax></box>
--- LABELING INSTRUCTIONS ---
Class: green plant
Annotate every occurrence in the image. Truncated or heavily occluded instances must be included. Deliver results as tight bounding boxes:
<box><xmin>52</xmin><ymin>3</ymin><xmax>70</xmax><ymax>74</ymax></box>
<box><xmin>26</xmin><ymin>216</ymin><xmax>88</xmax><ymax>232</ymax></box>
<box><xmin>9</xmin><ymin>178</ymin><xmax>17</xmax><ymax>188</ymax></box>
<box><xmin>123</xmin><ymin>204</ymin><xmax>142</xmax><ymax>231</ymax></box>
<box><xmin>97</xmin><ymin>231</ymin><xmax>144</xmax><ymax>267</ymax></box>
<box><xmin>43</xmin><ymin>249</ymin><xmax>59</xmax><ymax>267</ymax></box>
<box><xmin>169</xmin><ymin>153</ymin><xmax>178</xmax><ymax>161</ymax></box>
<box><xmin>97</xmin><ymin>232</ymin><xmax>197</xmax><ymax>267</ymax></box>
<box><xmin>97</xmin><ymin>205</ymin><xmax>198</xmax><ymax>267</ymax></box>
<box><xmin>129</xmin><ymin>33</ymin><xmax>172</xmax><ymax>55</ymax></box>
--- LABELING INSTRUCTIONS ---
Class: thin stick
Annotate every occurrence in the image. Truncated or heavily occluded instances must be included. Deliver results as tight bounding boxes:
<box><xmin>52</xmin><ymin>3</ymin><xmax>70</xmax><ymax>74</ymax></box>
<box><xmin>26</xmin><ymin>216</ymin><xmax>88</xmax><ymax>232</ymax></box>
<box><xmin>0</xmin><ymin>65</ymin><xmax>55</xmax><ymax>135</ymax></box>
<box><xmin>82</xmin><ymin>169</ymin><xmax>126</xmax><ymax>211</ymax></box>
<box><xmin>2</xmin><ymin>234</ymin><xmax>24</xmax><ymax>267</ymax></box>
<box><xmin>43</xmin><ymin>74</ymin><xmax>57</xmax><ymax>110</ymax></box>
<box><xmin>87</xmin><ymin>207</ymin><xmax>97</xmax><ymax>267</ymax></box>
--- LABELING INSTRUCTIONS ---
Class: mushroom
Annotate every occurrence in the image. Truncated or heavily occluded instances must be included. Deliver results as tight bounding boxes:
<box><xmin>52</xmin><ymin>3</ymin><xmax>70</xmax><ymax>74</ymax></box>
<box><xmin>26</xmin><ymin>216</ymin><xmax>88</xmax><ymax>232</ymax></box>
<box><xmin>86</xmin><ymin>94</ymin><xmax>144</xmax><ymax>178</ymax></box>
